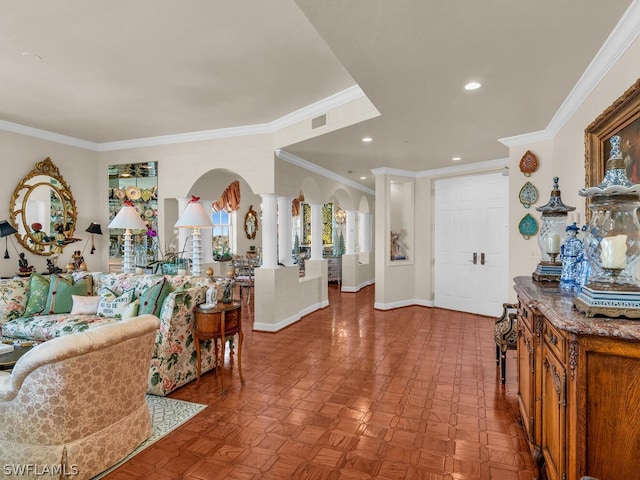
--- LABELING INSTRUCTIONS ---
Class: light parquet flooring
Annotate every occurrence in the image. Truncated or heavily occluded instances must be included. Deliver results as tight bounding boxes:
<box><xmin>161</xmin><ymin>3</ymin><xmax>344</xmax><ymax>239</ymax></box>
<box><xmin>104</xmin><ymin>285</ymin><xmax>535</xmax><ymax>480</ymax></box>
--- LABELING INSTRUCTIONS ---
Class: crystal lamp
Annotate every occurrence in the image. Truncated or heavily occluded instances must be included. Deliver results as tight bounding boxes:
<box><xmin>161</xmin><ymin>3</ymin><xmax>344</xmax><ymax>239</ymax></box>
<box><xmin>532</xmin><ymin>177</ymin><xmax>575</xmax><ymax>283</ymax></box>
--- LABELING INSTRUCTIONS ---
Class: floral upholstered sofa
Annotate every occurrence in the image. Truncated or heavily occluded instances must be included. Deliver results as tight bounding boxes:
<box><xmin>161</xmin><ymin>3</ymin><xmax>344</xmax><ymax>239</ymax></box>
<box><xmin>0</xmin><ymin>272</ymin><xmax>217</xmax><ymax>396</ymax></box>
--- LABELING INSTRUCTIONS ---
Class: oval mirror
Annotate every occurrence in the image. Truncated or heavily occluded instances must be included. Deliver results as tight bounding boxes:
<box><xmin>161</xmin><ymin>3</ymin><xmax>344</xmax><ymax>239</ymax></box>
<box><xmin>244</xmin><ymin>205</ymin><xmax>259</xmax><ymax>240</ymax></box>
<box><xmin>10</xmin><ymin>157</ymin><xmax>79</xmax><ymax>256</ymax></box>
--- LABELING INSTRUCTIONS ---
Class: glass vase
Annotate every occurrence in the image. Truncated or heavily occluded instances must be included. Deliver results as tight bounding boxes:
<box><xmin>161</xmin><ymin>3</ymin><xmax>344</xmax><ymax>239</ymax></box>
<box><xmin>583</xmin><ymin>194</ymin><xmax>640</xmax><ymax>287</ymax></box>
<box><xmin>537</xmin><ymin>215</ymin><xmax>566</xmax><ymax>263</ymax></box>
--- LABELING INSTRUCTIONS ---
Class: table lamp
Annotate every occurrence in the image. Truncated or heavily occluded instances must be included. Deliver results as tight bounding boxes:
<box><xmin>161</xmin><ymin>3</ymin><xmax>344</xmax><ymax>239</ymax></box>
<box><xmin>108</xmin><ymin>201</ymin><xmax>147</xmax><ymax>274</ymax></box>
<box><xmin>0</xmin><ymin>220</ymin><xmax>18</xmax><ymax>259</ymax></box>
<box><xmin>175</xmin><ymin>196</ymin><xmax>213</xmax><ymax>277</ymax></box>
<box><xmin>85</xmin><ymin>222</ymin><xmax>103</xmax><ymax>254</ymax></box>
<box><xmin>532</xmin><ymin>177</ymin><xmax>575</xmax><ymax>283</ymax></box>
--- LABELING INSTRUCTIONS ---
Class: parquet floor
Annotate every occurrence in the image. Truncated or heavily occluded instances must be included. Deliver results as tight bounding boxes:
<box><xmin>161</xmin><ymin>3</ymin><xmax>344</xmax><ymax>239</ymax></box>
<box><xmin>104</xmin><ymin>285</ymin><xmax>535</xmax><ymax>479</ymax></box>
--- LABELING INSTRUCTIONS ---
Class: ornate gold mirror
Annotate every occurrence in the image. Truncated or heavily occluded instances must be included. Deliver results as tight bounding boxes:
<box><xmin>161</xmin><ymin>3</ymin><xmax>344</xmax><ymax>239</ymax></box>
<box><xmin>244</xmin><ymin>205</ymin><xmax>258</xmax><ymax>240</ymax></box>
<box><xmin>10</xmin><ymin>157</ymin><xmax>79</xmax><ymax>256</ymax></box>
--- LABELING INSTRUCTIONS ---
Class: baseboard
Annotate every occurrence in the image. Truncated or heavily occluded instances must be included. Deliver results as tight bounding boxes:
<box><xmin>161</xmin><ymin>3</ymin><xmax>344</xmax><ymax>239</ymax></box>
<box><xmin>374</xmin><ymin>298</ymin><xmax>433</xmax><ymax>310</ymax></box>
<box><xmin>253</xmin><ymin>300</ymin><xmax>329</xmax><ymax>332</ymax></box>
<box><xmin>341</xmin><ymin>279</ymin><xmax>375</xmax><ymax>293</ymax></box>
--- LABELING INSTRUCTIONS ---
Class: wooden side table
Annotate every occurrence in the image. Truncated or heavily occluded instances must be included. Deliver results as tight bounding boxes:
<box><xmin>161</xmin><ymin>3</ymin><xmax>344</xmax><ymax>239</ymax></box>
<box><xmin>195</xmin><ymin>301</ymin><xmax>244</xmax><ymax>395</ymax></box>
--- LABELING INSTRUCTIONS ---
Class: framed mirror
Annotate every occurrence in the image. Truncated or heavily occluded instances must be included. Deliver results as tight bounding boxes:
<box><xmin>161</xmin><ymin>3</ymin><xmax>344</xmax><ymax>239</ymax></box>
<box><xmin>244</xmin><ymin>205</ymin><xmax>258</xmax><ymax>240</ymax></box>
<box><xmin>10</xmin><ymin>157</ymin><xmax>79</xmax><ymax>256</ymax></box>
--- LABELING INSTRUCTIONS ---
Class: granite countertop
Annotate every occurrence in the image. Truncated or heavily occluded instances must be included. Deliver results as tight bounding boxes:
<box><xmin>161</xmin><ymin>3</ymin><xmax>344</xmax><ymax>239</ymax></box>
<box><xmin>513</xmin><ymin>276</ymin><xmax>640</xmax><ymax>342</ymax></box>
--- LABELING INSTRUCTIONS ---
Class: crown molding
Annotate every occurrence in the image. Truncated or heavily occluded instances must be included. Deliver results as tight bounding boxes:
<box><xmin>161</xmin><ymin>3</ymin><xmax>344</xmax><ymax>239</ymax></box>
<box><xmin>269</xmin><ymin>85</ymin><xmax>366</xmax><ymax>132</ymax></box>
<box><xmin>276</xmin><ymin>149</ymin><xmax>375</xmax><ymax>195</ymax></box>
<box><xmin>545</xmin><ymin>0</ymin><xmax>640</xmax><ymax>137</ymax></box>
<box><xmin>98</xmin><ymin>123</ymin><xmax>271</xmax><ymax>151</ymax></box>
<box><xmin>371</xmin><ymin>158</ymin><xmax>508</xmax><ymax>180</ymax></box>
<box><xmin>415</xmin><ymin>158</ymin><xmax>509</xmax><ymax>178</ymax></box>
<box><xmin>0</xmin><ymin>119</ymin><xmax>99</xmax><ymax>151</ymax></box>
<box><xmin>500</xmin><ymin>0</ymin><xmax>640</xmax><ymax>148</ymax></box>
<box><xmin>0</xmin><ymin>85</ymin><xmax>365</xmax><ymax>152</ymax></box>
<box><xmin>498</xmin><ymin>130</ymin><xmax>553</xmax><ymax>148</ymax></box>
<box><xmin>97</xmin><ymin>85</ymin><xmax>366</xmax><ymax>152</ymax></box>
<box><xmin>370</xmin><ymin>167</ymin><xmax>416</xmax><ymax>178</ymax></box>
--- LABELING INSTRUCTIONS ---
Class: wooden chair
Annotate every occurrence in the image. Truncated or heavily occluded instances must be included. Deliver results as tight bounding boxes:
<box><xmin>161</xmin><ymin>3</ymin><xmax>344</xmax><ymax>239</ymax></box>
<box><xmin>494</xmin><ymin>302</ymin><xmax>518</xmax><ymax>384</ymax></box>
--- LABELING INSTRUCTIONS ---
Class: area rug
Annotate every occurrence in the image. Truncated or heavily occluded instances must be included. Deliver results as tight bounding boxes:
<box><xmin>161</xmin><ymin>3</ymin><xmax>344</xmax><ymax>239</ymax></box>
<box><xmin>92</xmin><ymin>395</ymin><xmax>207</xmax><ymax>479</ymax></box>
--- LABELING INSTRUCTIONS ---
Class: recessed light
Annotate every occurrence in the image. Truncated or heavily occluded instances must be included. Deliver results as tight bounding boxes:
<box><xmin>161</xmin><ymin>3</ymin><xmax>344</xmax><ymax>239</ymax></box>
<box><xmin>452</xmin><ymin>156</ymin><xmax>461</xmax><ymax>161</ymax></box>
<box><xmin>464</xmin><ymin>82</ymin><xmax>481</xmax><ymax>91</ymax></box>
<box><xmin>362</xmin><ymin>137</ymin><xmax>373</xmax><ymax>143</ymax></box>
<box><xmin>360</xmin><ymin>176</ymin><xmax>367</xmax><ymax>180</ymax></box>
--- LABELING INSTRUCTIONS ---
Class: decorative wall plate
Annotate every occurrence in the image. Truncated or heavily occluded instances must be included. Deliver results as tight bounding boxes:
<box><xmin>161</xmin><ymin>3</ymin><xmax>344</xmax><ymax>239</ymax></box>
<box><xmin>126</xmin><ymin>185</ymin><xmax>141</xmax><ymax>200</ymax></box>
<box><xmin>519</xmin><ymin>150</ymin><xmax>539</xmax><ymax>176</ymax></box>
<box><xmin>519</xmin><ymin>181</ymin><xmax>538</xmax><ymax>208</ymax></box>
<box><xmin>519</xmin><ymin>213</ymin><xmax>538</xmax><ymax>239</ymax></box>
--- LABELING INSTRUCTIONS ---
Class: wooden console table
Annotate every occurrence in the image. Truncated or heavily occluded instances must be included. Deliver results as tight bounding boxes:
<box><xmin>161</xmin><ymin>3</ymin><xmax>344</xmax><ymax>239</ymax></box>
<box><xmin>514</xmin><ymin>276</ymin><xmax>640</xmax><ymax>480</ymax></box>
<box><xmin>195</xmin><ymin>301</ymin><xmax>244</xmax><ymax>395</ymax></box>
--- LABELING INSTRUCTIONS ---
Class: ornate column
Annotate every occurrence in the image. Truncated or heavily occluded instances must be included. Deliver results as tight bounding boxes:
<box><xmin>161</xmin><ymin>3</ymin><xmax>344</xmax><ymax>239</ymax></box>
<box><xmin>310</xmin><ymin>202</ymin><xmax>323</xmax><ymax>260</ymax></box>
<box><xmin>261</xmin><ymin>194</ymin><xmax>278</xmax><ymax>268</ymax></box>
<box><xmin>277</xmin><ymin>196</ymin><xmax>293</xmax><ymax>266</ymax></box>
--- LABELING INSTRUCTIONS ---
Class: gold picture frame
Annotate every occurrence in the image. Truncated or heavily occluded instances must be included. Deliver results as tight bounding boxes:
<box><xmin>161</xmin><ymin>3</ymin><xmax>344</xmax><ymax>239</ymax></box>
<box><xmin>585</xmin><ymin>78</ymin><xmax>640</xmax><ymax>190</ymax></box>
<box><xmin>244</xmin><ymin>205</ymin><xmax>258</xmax><ymax>240</ymax></box>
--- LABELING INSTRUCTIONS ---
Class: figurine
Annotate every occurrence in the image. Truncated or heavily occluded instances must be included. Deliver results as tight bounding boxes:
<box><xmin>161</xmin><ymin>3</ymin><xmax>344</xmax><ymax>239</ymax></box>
<box><xmin>29</xmin><ymin>222</ymin><xmax>49</xmax><ymax>253</ymax></box>
<box><xmin>52</xmin><ymin>224</ymin><xmax>66</xmax><ymax>255</ymax></box>
<box><xmin>17</xmin><ymin>253</ymin><xmax>34</xmax><ymax>276</ymax></box>
<box><xmin>71</xmin><ymin>250</ymin><xmax>87</xmax><ymax>271</ymax></box>
<box><xmin>46</xmin><ymin>257</ymin><xmax>63</xmax><ymax>274</ymax></box>
<box><xmin>560</xmin><ymin>223</ymin><xmax>583</xmax><ymax>293</ymax></box>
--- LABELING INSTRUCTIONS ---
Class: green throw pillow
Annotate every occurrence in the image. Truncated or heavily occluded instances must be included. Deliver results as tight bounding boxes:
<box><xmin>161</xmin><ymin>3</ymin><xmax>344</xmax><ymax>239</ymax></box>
<box><xmin>44</xmin><ymin>274</ymin><xmax>94</xmax><ymax>314</ymax></box>
<box><xmin>138</xmin><ymin>277</ymin><xmax>171</xmax><ymax>316</ymax></box>
<box><xmin>23</xmin><ymin>273</ymin><xmax>52</xmax><ymax>316</ymax></box>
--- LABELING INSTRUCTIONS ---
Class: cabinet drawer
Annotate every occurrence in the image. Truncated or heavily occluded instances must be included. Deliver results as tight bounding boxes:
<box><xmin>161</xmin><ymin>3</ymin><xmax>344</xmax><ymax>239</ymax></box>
<box><xmin>543</xmin><ymin>320</ymin><xmax>565</xmax><ymax>360</ymax></box>
<box><xmin>518</xmin><ymin>299</ymin><xmax>535</xmax><ymax>332</ymax></box>
<box><xmin>225</xmin><ymin>308</ymin><xmax>240</xmax><ymax>330</ymax></box>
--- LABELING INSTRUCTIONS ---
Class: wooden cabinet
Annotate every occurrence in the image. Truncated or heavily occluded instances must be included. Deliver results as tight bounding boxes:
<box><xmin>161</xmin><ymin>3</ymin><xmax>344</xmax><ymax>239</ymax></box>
<box><xmin>516</xmin><ymin>300</ymin><xmax>542</xmax><ymax>467</ymax></box>
<box><xmin>514</xmin><ymin>276</ymin><xmax>640</xmax><ymax>480</ymax></box>
<box><xmin>541</xmin><ymin>320</ymin><xmax>567</xmax><ymax>480</ymax></box>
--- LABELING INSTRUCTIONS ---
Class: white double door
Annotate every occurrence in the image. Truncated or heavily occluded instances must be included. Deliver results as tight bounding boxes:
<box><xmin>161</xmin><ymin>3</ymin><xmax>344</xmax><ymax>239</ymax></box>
<box><xmin>434</xmin><ymin>172</ymin><xmax>509</xmax><ymax>317</ymax></box>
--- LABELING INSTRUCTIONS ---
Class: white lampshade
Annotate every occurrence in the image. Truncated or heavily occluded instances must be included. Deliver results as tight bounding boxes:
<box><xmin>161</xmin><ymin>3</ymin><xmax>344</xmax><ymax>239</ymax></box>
<box><xmin>108</xmin><ymin>204</ymin><xmax>147</xmax><ymax>230</ymax></box>
<box><xmin>175</xmin><ymin>200</ymin><xmax>213</xmax><ymax>228</ymax></box>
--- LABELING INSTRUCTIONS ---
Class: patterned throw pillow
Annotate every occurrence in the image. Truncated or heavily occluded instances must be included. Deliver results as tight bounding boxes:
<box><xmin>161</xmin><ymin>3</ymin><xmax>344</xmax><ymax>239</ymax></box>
<box><xmin>44</xmin><ymin>274</ymin><xmax>94</xmax><ymax>314</ymax></box>
<box><xmin>23</xmin><ymin>273</ymin><xmax>52</xmax><ymax>316</ymax></box>
<box><xmin>0</xmin><ymin>277</ymin><xmax>29</xmax><ymax>322</ymax></box>
<box><xmin>97</xmin><ymin>288</ymin><xmax>135</xmax><ymax>318</ymax></box>
<box><xmin>138</xmin><ymin>277</ymin><xmax>171</xmax><ymax>316</ymax></box>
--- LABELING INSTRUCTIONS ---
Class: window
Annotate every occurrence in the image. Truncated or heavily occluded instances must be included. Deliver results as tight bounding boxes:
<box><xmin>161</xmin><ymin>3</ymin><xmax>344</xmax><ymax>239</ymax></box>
<box><xmin>212</xmin><ymin>210</ymin><xmax>234</xmax><ymax>259</ymax></box>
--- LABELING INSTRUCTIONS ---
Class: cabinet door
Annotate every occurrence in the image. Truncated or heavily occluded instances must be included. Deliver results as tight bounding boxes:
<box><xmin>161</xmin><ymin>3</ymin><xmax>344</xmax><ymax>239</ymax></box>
<box><xmin>541</xmin><ymin>346</ymin><xmax>566</xmax><ymax>480</ymax></box>
<box><xmin>517</xmin><ymin>316</ymin><xmax>535</xmax><ymax>444</ymax></box>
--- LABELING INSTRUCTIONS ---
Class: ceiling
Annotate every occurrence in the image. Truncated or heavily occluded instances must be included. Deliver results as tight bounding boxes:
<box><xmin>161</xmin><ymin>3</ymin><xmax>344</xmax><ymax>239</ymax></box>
<box><xmin>0</xmin><ymin>1</ymin><xmax>635</xmax><ymax>190</ymax></box>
